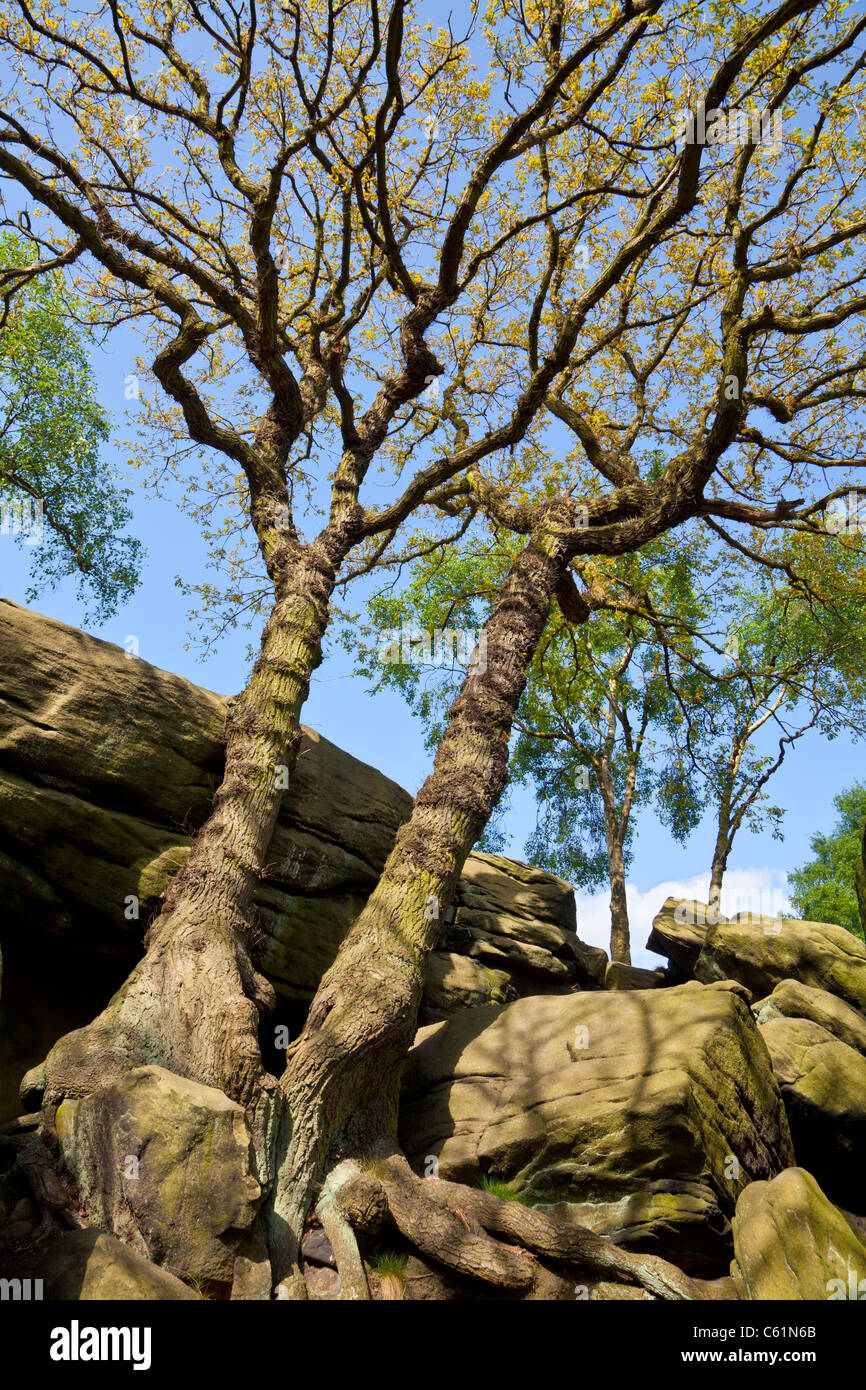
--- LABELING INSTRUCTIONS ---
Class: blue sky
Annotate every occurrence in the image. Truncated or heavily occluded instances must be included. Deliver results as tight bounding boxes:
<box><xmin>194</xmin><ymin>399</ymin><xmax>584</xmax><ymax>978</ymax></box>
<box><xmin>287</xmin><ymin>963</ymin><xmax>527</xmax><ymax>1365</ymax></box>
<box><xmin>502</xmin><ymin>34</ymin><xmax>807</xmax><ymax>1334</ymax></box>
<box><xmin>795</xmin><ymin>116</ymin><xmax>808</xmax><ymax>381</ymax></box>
<box><xmin>3</xmin><ymin>321</ymin><xmax>861</xmax><ymax>967</ymax></box>
<box><xmin>3</xmin><ymin>3</ymin><xmax>864</xmax><ymax>967</ymax></box>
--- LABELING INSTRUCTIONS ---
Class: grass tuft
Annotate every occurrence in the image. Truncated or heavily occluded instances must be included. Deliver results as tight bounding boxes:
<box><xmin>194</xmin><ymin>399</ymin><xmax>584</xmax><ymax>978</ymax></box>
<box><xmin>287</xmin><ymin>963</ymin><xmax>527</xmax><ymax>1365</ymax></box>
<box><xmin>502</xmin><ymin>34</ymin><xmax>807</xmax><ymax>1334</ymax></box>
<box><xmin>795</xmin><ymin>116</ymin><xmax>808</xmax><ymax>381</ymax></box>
<box><xmin>478</xmin><ymin>1175</ymin><xmax>531</xmax><ymax>1204</ymax></box>
<box><xmin>371</xmin><ymin>1250</ymin><xmax>408</xmax><ymax>1280</ymax></box>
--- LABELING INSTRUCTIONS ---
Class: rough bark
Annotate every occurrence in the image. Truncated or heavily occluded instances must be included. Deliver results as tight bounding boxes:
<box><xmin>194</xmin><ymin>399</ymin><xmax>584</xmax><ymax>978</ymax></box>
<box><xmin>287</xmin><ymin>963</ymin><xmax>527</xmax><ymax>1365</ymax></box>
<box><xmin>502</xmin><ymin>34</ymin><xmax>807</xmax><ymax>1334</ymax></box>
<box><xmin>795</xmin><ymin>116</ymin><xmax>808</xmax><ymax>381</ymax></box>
<box><xmin>314</xmin><ymin>1161</ymin><xmax>371</xmax><ymax>1300</ymax></box>
<box><xmin>16</xmin><ymin>500</ymin><xmax>717</xmax><ymax>1300</ymax></box>
<box><xmin>708</xmin><ymin>837</ymin><xmax>729</xmax><ymax>909</ymax></box>
<box><xmin>23</xmin><ymin>533</ymin><xmax>350</xmax><ymax>1154</ymax></box>
<box><xmin>269</xmin><ymin>509</ymin><xmax>580</xmax><ymax>1282</ymax></box>
<box><xmin>333</xmin><ymin>1154</ymin><xmax>706</xmax><ymax>1300</ymax></box>
<box><xmin>708</xmin><ymin>799</ymin><xmax>733</xmax><ymax>908</ymax></box>
<box><xmin>607</xmin><ymin>836</ymin><xmax>631</xmax><ymax>966</ymax></box>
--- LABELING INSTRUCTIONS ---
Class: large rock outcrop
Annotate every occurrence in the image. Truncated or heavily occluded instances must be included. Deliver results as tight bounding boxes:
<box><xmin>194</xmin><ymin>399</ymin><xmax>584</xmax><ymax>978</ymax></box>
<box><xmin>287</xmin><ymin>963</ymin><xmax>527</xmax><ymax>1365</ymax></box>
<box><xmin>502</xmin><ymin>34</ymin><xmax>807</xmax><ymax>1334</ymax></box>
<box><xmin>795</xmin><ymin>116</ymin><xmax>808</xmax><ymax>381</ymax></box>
<box><xmin>750</xmin><ymin>983</ymin><xmax>866</xmax><ymax>1208</ymax></box>
<box><xmin>753</xmin><ymin>979</ymin><xmax>866</xmax><ymax>1057</ymax></box>
<box><xmin>695</xmin><ymin>915</ymin><xmax>866</xmax><ymax>1013</ymax></box>
<box><xmin>646</xmin><ymin>898</ymin><xmax>712</xmax><ymax>977</ymax></box>
<box><xmin>399</xmin><ymin>982</ymin><xmax>794</xmax><ymax>1273</ymax></box>
<box><xmin>755</xmin><ymin>1017</ymin><xmax>866</xmax><ymax>1209</ymax></box>
<box><xmin>0</xmin><ymin>599</ymin><xmax>590</xmax><ymax>1121</ymax></box>
<box><xmin>648</xmin><ymin>897</ymin><xmax>866</xmax><ymax>1014</ymax></box>
<box><xmin>648</xmin><ymin>898</ymin><xmax>866</xmax><ymax>1216</ymax></box>
<box><xmin>53</xmin><ymin>1066</ymin><xmax>265</xmax><ymax>1295</ymax></box>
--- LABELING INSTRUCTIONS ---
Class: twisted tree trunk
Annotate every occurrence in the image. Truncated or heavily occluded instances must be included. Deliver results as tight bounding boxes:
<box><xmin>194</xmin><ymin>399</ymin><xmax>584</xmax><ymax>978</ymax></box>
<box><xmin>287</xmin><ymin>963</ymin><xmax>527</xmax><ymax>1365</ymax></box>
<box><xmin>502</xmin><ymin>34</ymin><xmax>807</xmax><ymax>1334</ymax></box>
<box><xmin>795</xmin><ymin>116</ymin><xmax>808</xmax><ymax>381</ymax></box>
<box><xmin>322</xmin><ymin>1155</ymin><xmax>704</xmax><ymax>1300</ymax></box>
<box><xmin>23</xmin><ymin>530</ymin><xmax>351</xmax><ymax>1153</ymax></box>
<box><xmin>269</xmin><ymin>515</ymin><xmax>581</xmax><ymax>1285</ymax></box>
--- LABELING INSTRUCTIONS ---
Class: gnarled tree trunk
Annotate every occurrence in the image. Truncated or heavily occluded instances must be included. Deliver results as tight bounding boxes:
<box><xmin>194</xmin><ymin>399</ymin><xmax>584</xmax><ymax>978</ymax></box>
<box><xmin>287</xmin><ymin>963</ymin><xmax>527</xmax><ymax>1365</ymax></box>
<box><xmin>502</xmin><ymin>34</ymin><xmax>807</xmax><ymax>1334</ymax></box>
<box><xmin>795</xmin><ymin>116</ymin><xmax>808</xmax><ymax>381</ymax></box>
<box><xmin>23</xmin><ymin>532</ymin><xmax>350</xmax><ymax>1155</ymax></box>
<box><xmin>19</xmin><ymin>505</ymin><xmax>709</xmax><ymax>1302</ymax></box>
<box><xmin>269</xmin><ymin>513</ymin><xmax>704</xmax><ymax>1301</ymax></box>
<box><xmin>269</xmin><ymin>518</ymin><xmax>578</xmax><ymax>1284</ymax></box>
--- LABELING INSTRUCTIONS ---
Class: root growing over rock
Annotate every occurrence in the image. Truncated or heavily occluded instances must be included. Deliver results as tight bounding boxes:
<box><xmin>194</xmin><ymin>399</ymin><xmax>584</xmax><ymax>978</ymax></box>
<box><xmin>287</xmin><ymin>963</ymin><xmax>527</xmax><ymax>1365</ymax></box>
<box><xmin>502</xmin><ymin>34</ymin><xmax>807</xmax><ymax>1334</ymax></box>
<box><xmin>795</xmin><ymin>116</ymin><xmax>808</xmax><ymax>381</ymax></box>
<box><xmin>315</xmin><ymin>1153</ymin><xmax>708</xmax><ymax>1301</ymax></box>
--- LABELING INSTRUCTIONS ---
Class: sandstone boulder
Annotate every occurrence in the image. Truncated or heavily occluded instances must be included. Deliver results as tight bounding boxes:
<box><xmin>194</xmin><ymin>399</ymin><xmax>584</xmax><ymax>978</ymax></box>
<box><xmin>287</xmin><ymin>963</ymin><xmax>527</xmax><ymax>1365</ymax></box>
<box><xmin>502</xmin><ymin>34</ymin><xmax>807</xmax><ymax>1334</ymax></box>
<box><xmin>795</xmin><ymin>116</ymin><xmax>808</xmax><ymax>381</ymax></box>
<box><xmin>603</xmin><ymin>961</ymin><xmax>667</xmax><ymax>991</ymax></box>
<box><xmin>756</xmin><ymin>1017</ymin><xmax>866</xmax><ymax>1209</ymax></box>
<box><xmin>17</xmin><ymin>1228</ymin><xmax>202</xmax><ymax>1300</ymax></box>
<box><xmin>694</xmin><ymin>915</ymin><xmax>866</xmax><ymax>1014</ymax></box>
<box><xmin>421</xmin><ymin>951</ymin><xmax>514</xmax><ymax>1022</ymax></box>
<box><xmin>535</xmin><ymin>1180</ymin><xmax>731</xmax><ymax>1270</ymax></box>
<box><xmin>649</xmin><ymin>903</ymin><xmax>866</xmax><ymax>1211</ymax></box>
<box><xmin>54</xmin><ymin>1065</ymin><xmax>263</xmax><ymax>1292</ymax></box>
<box><xmin>753</xmin><ymin>978</ymin><xmax>866</xmax><ymax>1058</ymax></box>
<box><xmin>436</xmin><ymin>851</ymin><xmax>588</xmax><ymax>1003</ymax></box>
<box><xmin>646</xmin><ymin>897</ymin><xmax>718</xmax><ymax>976</ymax></box>
<box><xmin>731</xmin><ymin>1167</ymin><xmax>866</xmax><ymax>1300</ymax></box>
<box><xmin>399</xmin><ymin>984</ymin><xmax>793</xmax><ymax>1272</ymax></box>
<box><xmin>647</xmin><ymin>901</ymin><xmax>866</xmax><ymax>1016</ymax></box>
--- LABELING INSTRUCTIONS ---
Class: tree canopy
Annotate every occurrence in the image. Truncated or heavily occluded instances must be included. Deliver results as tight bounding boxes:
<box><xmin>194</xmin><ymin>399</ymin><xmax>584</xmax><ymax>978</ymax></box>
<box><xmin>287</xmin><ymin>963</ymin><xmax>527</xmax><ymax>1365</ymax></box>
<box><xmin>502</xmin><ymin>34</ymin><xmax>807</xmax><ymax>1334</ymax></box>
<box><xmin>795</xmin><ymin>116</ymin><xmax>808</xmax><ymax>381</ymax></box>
<box><xmin>787</xmin><ymin>782</ymin><xmax>866</xmax><ymax>941</ymax></box>
<box><xmin>0</xmin><ymin>230</ymin><xmax>142</xmax><ymax>619</ymax></box>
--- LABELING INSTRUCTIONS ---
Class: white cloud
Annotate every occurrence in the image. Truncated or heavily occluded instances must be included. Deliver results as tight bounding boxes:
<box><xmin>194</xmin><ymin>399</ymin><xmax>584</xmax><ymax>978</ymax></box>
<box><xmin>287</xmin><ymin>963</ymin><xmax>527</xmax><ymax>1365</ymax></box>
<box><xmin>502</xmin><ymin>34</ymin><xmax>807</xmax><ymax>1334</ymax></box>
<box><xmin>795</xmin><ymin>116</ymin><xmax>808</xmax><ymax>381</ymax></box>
<box><xmin>575</xmin><ymin>867</ymin><xmax>792</xmax><ymax>970</ymax></box>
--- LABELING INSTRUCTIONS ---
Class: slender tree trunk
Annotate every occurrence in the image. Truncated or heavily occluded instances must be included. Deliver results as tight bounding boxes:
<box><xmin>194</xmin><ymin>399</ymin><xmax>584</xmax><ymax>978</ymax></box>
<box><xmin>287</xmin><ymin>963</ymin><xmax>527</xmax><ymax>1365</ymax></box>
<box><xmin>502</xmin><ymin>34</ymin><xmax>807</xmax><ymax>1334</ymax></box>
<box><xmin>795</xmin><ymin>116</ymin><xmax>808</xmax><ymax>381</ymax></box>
<box><xmin>708</xmin><ymin>737</ymin><xmax>745</xmax><ymax>910</ymax></box>
<box><xmin>596</xmin><ymin>756</ymin><xmax>631</xmax><ymax>964</ymax></box>
<box><xmin>269</xmin><ymin>521</ymin><xmax>575</xmax><ymax>1284</ymax></box>
<box><xmin>708</xmin><ymin>804</ymin><xmax>732</xmax><ymax>910</ymax></box>
<box><xmin>607</xmin><ymin>835</ymin><xmax>631</xmax><ymax>965</ymax></box>
<box><xmin>708</xmin><ymin>837</ymin><xmax>729</xmax><ymax>910</ymax></box>
<box><xmin>597</xmin><ymin>675</ymin><xmax>632</xmax><ymax>963</ymax></box>
<box><xmin>25</xmin><ymin>528</ymin><xmax>353</xmax><ymax>1136</ymax></box>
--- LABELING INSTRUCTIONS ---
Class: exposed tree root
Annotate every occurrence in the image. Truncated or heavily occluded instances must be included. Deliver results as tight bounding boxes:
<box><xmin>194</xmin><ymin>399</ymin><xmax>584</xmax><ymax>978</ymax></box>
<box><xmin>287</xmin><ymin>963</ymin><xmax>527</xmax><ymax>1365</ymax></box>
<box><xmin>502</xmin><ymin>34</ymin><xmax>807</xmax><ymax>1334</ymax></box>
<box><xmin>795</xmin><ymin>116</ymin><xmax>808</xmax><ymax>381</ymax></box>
<box><xmin>328</xmin><ymin>1153</ymin><xmax>707</xmax><ymax>1301</ymax></box>
<box><xmin>315</xmin><ymin>1161</ymin><xmax>371</xmax><ymax>1301</ymax></box>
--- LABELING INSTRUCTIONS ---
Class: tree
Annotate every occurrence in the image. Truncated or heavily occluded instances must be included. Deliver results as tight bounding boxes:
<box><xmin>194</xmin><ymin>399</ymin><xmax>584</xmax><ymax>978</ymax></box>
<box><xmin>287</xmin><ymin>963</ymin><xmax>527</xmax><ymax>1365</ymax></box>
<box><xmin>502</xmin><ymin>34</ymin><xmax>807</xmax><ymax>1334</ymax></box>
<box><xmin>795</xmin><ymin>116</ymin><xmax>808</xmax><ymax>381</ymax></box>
<box><xmin>3</xmin><ymin>0</ymin><xmax>640</xmax><ymax>1132</ymax></box>
<box><xmin>360</xmin><ymin>521</ymin><xmax>866</xmax><ymax>964</ymax></box>
<box><xmin>5</xmin><ymin>0</ymin><xmax>866</xmax><ymax>1300</ymax></box>
<box><xmin>511</xmin><ymin>541</ymin><xmax>705</xmax><ymax>965</ymax></box>
<box><xmin>273</xmin><ymin>0</ymin><xmax>866</xmax><ymax>1294</ymax></box>
<box><xmin>674</xmin><ymin>537</ymin><xmax>866</xmax><ymax>907</ymax></box>
<box><xmin>0</xmin><ymin>230</ymin><xmax>142</xmax><ymax>619</ymax></box>
<box><xmin>355</xmin><ymin>527</ymin><xmax>705</xmax><ymax>964</ymax></box>
<box><xmin>243</xmin><ymin>0</ymin><xmax>866</xmax><ymax>1289</ymax></box>
<box><xmin>787</xmin><ymin>783</ymin><xmax>866</xmax><ymax>942</ymax></box>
